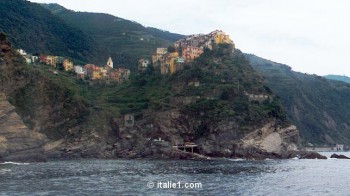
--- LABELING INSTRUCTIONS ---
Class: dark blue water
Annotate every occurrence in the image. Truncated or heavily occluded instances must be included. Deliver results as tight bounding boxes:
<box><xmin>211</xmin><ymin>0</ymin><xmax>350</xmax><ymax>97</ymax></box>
<box><xmin>1</xmin><ymin>152</ymin><xmax>349</xmax><ymax>195</ymax></box>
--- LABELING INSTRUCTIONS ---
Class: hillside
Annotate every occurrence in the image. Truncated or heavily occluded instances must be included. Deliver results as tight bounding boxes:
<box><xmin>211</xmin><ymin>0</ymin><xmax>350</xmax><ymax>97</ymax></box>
<box><xmin>0</xmin><ymin>0</ymin><xmax>98</xmax><ymax>63</ymax></box>
<box><xmin>0</xmin><ymin>0</ymin><xmax>184</xmax><ymax>67</ymax></box>
<box><xmin>246</xmin><ymin>54</ymin><xmax>350</xmax><ymax>146</ymax></box>
<box><xmin>1</xmin><ymin>30</ymin><xmax>298</xmax><ymax>159</ymax></box>
<box><xmin>41</xmin><ymin>3</ymin><xmax>184</xmax><ymax>69</ymax></box>
<box><xmin>324</xmin><ymin>75</ymin><xmax>350</xmax><ymax>84</ymax></box>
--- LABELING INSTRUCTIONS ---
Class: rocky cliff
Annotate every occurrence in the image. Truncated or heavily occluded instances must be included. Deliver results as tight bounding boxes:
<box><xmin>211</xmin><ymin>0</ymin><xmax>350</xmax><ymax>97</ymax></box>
<box><xmin>0</xmin><ymin>32</ymin><xmax>303</xmax><ymax>160</ymax></box>
<box><xmin>0</xmin><ymin>92</ymin><xmax>46</xmax><ymax>162</ymax></box>
<box><xmin>247</xmin><ymin>54</ymin><xmax>350</xmax><ymax>146</ymax></box>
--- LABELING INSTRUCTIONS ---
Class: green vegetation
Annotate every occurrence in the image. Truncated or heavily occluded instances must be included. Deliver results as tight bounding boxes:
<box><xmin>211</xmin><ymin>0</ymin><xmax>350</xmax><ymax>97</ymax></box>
<box><xmin>41</xmin><ymin>3</ymin><xmax>184</xmax><ymax>69</ymax></box>
<box><xmin>1</xmin><ymin>34</ymin><xmax>288</xmax><ymax>142</ymax></box>
<box><xmin>0</xmin><ymin>0</ymin><xmax>183</xmax><ymax>69</ymax></box>
<box><xmin>247</xmin><ymin>54</ymin><xmax>350</xmax><ymax>145</ymax></box>
<box><xmin>79</xmin><ymin>45</ymin><xmax>288</xmax><ymax>140</ymax></box>
<box><xmin>0</xmin><ymin>0</ymin><xmax>98</xmax><ymax>63</ymax></box>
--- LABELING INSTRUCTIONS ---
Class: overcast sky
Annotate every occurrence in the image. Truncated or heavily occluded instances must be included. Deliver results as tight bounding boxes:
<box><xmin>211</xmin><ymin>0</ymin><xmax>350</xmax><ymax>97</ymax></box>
<box><xmin>29</xmin><ymin>0</ymin><xmax>350</xmax><ymax>76</ymax></box>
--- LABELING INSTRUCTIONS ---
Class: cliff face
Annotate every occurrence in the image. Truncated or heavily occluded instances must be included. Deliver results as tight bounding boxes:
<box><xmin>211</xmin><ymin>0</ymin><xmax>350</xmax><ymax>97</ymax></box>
<box><xmin>0</xmin><ymin>93</ymin><xmax>46</xmax><ymax>162</ymax></box>
<box><xmin>151</xmin><ymin>110</ymin><xmax>299</xmax><ymax>159</ymax></box>
<box><xmin>247</xmin><ymin>54</ymin><xmax>350</xmax><ymax>146</ymax></box>
<box><xmin>0</xmin><ymin>32</ymin><xmax>300</xmax><ymax>159</ymax></box>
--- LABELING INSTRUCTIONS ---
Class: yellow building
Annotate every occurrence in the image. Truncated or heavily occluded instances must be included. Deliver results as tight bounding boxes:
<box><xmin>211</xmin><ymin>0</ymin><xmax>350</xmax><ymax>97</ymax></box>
<box><xmin>168</xmin><ymin>52</ymin><xmax>179</xmax><ymax>74</ymax></box>
<box><xmin>160</xmin><ymin>52</ymin><xmax>179</xmax><ymax>75</ymax></box>
<box><xmin>92</xmin><ymin>70</ymin><xmax>102</xmax><ymax>80</ymax></box>
<box><xmin>46</xmin><ymin>56</ymin><xmax>57</xmax><ymax>67</ymax></box>
<box><xmin>212</xmin><ymin>30</ymin><xmax>233</xmax><ymax>44</ymax></box>
<box><xmin>152</xmin><ymin>48</ymin><xmax>168</xmax><ymax>66</ymax></box>
<box><xmin>63</xmin><ymin>59</ymin><xmax>74</xmax><ymax>71</ymax></box>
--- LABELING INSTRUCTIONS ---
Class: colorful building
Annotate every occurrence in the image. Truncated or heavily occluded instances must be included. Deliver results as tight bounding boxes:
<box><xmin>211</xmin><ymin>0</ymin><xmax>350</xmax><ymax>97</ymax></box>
<box><xmin>182</xmin><ymin>46</ymin><xmax>203</xmax><ymax>62</ymax></box>
<box><xmin>84</xmin><ymin>64</ymin><xmax>100</xmax><ymax>78</ymax></box>
<box><xmin>92</xmin><ymin>70</ymin><xmax>102</xmax><ymax>80</ymax></box>
<box><xmin>210</xmin><ymin>30</ymin><xmax>233</xmax><ymax>45</ymax></box>
<box><xmin>46</xmin><ymin>56</ymin><xmax>57</xmax><ymax>67</ymax></box>
<box><xmin>39</xmin><ymin>55</ymin><xmax>47</xmax><ymax>64</ymax></box>
<box><xmin>74</xmin><ymin>65</ymin><xmax>85</xmax><ymax>79</ymax></box>
<box><xmin>152</xmin><ymin>48</ymin><xmax>167</xmax><ymax>66</ymax></box>
<box><xmin>63</xmin><ymin>59</ymin><xmax>74</xmax><ymax>71</ymax></box>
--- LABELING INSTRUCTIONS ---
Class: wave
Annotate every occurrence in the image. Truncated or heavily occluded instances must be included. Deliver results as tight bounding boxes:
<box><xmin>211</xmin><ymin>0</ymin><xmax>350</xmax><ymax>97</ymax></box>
<box><xmin>228</xmin><ymin>158</ymin><xmax>246</xmax><ymax>162</ymax></box>
<box><xmin>0</xmin><ymin>169</ymin><xmax>12</xmax><ymax>174</ymax></box>
<box><xmin>0</xmin><ymin>162</ymin><xmax>29</xmax><ymax>165</ymax></box>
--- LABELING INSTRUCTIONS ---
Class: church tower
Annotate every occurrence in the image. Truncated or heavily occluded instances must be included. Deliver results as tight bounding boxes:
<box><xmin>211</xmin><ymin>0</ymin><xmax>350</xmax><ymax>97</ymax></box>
<box><xmin>107</xmin><ymin>57</ymin><xmax>113</xmax><ymax>69</ymax></box>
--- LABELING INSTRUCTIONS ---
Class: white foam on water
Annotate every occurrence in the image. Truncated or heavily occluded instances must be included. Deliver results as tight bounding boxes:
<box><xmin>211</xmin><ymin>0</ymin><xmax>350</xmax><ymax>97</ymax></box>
<box><xmin>0</xmin><ymin>169</ymin><xmax>12</xmax><ymax>174</ymax></box>
<box><xmin>228</xmin><ymin>158</ymin><xmax>246</xmax><ymax>162</ymax></box>
<box><xmin>0</xmin><ymin>162</ymin><xmax>29</xmax><ymax>165</ymax></box>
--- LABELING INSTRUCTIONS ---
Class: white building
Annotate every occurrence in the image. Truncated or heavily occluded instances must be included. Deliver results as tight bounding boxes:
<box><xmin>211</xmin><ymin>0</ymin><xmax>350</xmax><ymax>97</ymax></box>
<box><xmin>107</xmin><ymin>57</ymin><xmax>113</xmax><ymax>69</ymax></box>
<box><xmin>31</xmin><ymin>56</ymin><xmax>38</xmax><ymax>63</ymax></box>
<box><xmin>74</xmin><ymin>66</ymin><xmax>84</xmax><ymax>75</ymax></box>
<box><xmin>24</xmin><ymin>57</ymin><xmax>32</xmax><ymax>64</ymax></box>
<box><xmin>335</xmin><ymin>144</ymin><xmax>344</xmax><ymax>151</ymax></box>
<box><xmin>17</xmin><ymin>49</ymin><xmax>27</xmax><ymax>56</ymax></box>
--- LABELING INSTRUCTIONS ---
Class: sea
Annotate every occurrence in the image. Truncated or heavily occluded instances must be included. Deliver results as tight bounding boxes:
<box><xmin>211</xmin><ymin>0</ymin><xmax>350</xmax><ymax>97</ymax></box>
<box><xmin>0</xmin><ymin>152</ymin><xmax>349</xmax><ymax>196</ymax></box>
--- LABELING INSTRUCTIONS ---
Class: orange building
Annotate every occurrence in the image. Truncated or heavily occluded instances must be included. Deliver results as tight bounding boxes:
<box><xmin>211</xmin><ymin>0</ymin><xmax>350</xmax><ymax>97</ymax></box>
<box><xmin>92</xmin><ymin>70</ymin><xmax>102</xmax><ymax>80</ymax></box>
<box><xmin>182</xmin><ymin>46</ymin><xmax>203</xmax><ymax>62</ymax></box>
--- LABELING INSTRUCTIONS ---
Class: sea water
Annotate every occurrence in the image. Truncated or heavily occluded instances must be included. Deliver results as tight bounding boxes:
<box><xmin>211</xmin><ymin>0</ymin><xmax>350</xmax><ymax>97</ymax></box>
<box><xmin>1</xmin><ymin>152</ymin><xmax>350</xmax><ymax>195</ymax></box>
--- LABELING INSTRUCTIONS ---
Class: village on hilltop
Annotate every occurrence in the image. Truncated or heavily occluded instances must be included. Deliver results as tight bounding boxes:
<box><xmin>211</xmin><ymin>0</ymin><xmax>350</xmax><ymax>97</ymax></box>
<box><xmin>16</xmin><ymin>30</ymin><xmax>234</xmax><ymax>83</ymax></box>
<box><xmin>139</xmin><ymin>30</ymin><xmax>235</xmax><ymax>75</ymax></box>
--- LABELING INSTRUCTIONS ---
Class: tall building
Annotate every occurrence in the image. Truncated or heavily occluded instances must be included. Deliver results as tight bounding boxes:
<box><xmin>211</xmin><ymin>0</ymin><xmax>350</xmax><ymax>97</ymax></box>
<box><xmin>107</xmin><ymin>57</ymin><xmax>113</xmax><ymax>69</ymax></box>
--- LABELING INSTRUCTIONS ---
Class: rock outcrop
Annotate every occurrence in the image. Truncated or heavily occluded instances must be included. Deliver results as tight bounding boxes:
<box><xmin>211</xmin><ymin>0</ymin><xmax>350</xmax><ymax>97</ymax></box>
<box><xmin>0</xmin><ymin>93</ymin><xmax>47</xmax><ymax>162</ymax></box>
<box><xmin>284</xmin><ymin>151</ymin><xmax>327</xmax><ymax>159</ymax></box>
<box><xmin>330</xmin><ymin>154</ymin><xmax>350</xmax><ymax>159</ymax></box>
<box><xmin>241</xmin><ymin>122</ymin><xmax>299</xmax><ymax>157</ymax></box>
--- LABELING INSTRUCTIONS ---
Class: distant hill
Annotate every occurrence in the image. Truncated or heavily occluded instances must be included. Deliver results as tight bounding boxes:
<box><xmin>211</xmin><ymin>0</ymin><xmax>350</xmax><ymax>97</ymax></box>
<box><xmin>0</xmin><ymin>1</ymin><xmax>184</xmax><ymax>67</ymax></box>
<box><xmin>324</xmin><ymin>75</ymin><xmax>350</xmax><ymax>84</ymax></box>
<box><xmin>246</xmin><ymin>54</ymin><xmax>350</xmax><ymax>146</ymax></box>
<box><xmin>41</xmin><ymin>3</ymin><xmax>185</xmax><ymax>69</ymax></box>
<box><xmin>0</xmin><ymin>0</ymin><xmax>98</xmax><ymax>63</ymax></box>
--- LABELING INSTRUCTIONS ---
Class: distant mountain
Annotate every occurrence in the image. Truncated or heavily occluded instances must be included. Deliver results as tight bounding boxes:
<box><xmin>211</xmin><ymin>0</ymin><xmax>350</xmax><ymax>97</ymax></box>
<box><xmin>246</xmin><ymin>54</ymin><xmax>350</xmax><ymax>146</ymax></box>
<box><xmin>324</xmin><ymin>75</ymin><xmax>350</xmax><ymax>84</ymax></box>
<box><xmin>41</xmin><ymin>3</ymin><xmax>185</xmax><ymax>68</ymax></box>
<box><xmin>0</xmin><ymin>0</ymin><xmax>98</xmax><ymax>63</ymax></box>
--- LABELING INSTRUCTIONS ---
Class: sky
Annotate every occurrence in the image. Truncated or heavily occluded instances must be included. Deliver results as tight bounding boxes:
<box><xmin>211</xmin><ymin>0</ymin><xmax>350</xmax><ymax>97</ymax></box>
<box><xmin>29</xmin><ymin>0</ymin><xmax>350</xmax><ymax>76</ymax></box>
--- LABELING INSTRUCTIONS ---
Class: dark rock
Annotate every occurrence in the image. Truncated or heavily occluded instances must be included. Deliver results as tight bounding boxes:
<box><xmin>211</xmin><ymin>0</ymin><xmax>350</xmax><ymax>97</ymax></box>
<box><xmin>330</xmin><ymin>154</ymin><xmax>350</xmax><ymax>159</ymax></box>
<box><xmin>284</xmin><ymin>150</ymin><xmax>327</xmax><ymax>159</ymax></box>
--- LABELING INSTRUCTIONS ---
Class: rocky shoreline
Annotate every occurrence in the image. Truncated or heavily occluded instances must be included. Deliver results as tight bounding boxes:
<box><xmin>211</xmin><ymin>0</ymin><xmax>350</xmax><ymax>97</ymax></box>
<box><xmin>0</xmin><ymin>93</ymin><xmax>330</xmax><ymax>162</ymax></box>
<box><xmin>0</xmin><ymin>98</ymin><xmax>331</xmax><ymax>162</ymax></box>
